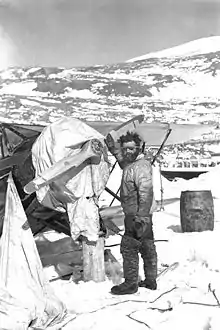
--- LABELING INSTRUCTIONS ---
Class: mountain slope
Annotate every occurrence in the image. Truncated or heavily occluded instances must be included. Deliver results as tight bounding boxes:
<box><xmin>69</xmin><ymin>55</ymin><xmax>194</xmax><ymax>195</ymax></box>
<box><xmin>0</xmin><ymin>36</ymin><xmax>220</xmax><ymax>129</ymax></box>
<box><xmin>127</xmin><ymin>36</ymin><xmax>220</xmax><ymax>61</ymax></box>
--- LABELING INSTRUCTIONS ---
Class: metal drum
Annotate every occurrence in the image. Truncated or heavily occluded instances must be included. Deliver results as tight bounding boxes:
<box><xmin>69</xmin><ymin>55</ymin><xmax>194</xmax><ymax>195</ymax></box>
<box><xmin>180</xmin><ymin>190</ymin><xmax>214</xmax><ymax>232</ymax></box>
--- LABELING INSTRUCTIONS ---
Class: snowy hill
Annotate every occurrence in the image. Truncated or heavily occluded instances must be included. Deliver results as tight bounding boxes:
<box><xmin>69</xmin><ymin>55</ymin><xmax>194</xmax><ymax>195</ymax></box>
<box><xmin>127</xmin><ymin>36</ymin><xmax>220</xmax><ymax>61</ymax></box>
<box><xmin>0</xmin><ymin>36</ymin><xmax>220</xmax><ymax>128</ymax></box>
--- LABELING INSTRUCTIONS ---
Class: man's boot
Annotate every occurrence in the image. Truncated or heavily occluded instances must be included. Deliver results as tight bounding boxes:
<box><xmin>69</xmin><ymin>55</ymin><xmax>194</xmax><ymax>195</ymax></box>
<box><xmin>111</xmin><ymin>235</ymin><xmax>140</xmax><ymax>295</ymax></box>
<box><xmin>139</xmin><ymin>239</ymin><xmax>157</xmax><ymax>290</ymax></box>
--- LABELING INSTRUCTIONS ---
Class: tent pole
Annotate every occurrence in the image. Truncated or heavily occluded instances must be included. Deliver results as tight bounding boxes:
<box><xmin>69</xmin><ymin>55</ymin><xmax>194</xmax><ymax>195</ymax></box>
<box><xmin>110</xmin><ymin>160</ymin><xmax>117</xmax><ymax>174</ymax></box>
<box><xmin>151</xmin><ymin>128</ymin><xmax>172</xmax><ymax>211</ymax></box>
<box><xmin>105</xmin><ymin>187</ymin><xmax>121</xmax><ymax>202</ymax></box>
<box><xmin>158</xmin><ymin>162</ymin><xmax>165</xmax><ymax>211</ymax></box>
<box><xmin>109</xmin><ymin>186</ymin><xmax>120</xmax><ymax>206</ymax></box>
<box><xmin>151</xmin><ymin>128</ymin><xmax>172</xmax><ymax>165</ymax></box>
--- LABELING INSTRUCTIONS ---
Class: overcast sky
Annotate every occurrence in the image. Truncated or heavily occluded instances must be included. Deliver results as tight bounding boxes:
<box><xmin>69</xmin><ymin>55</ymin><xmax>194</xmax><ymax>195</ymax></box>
<box><xmin>0</xmin><ymin>0</ymin><xmax>220</xmax><ymax>69</ymax></box>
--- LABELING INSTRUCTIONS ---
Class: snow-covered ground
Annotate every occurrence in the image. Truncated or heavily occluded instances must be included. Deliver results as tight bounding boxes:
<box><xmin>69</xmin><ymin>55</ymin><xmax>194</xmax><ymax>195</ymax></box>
<box><xmin>37</xmin><ymin>165</ymin><xmax>220</xmax><ymax>330</ymax></box>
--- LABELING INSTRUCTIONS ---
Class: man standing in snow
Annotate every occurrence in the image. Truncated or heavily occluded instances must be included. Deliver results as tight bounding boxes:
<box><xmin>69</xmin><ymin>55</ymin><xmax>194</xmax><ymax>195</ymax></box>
<box><xmin>111</xmin><ymin>131</ymin><xmax>157</xmax><ymax>295</ymax></box>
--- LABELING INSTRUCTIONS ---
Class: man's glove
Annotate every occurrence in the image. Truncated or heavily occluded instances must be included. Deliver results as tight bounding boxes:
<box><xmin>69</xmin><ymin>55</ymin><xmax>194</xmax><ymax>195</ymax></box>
<box><xmin>104</xmin><ymin>133</ymin><xmax>126</xmax><ymax>169</ymax></box>
<box><xmin>133</xmin><ymin>216</ymin><xmax>152</xmax><ymax>240</ymax></box>
<box><xmin>133</xmin><ymin>221</ymin><xmax>147</xmax><ymax>239</ymax></box>
<box><xmin>104</xmin><ymin>133</ymin><xmax>115</xmax><ymax>155</ymax></box>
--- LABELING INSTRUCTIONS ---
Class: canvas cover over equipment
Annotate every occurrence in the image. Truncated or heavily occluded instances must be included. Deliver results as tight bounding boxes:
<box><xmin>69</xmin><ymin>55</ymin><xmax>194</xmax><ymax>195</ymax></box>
<box><xmin>28</xmin><ymin>117</ymin><xmax>110</xmax><ymax>242</ymax></box>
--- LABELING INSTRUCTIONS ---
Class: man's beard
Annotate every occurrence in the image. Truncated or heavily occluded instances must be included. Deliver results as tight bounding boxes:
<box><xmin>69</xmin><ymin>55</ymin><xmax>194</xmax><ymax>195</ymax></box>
<box><xmin>123</xmin><ymin>150</ymin><xmax>140</xmax><ymax>163</ymax></box>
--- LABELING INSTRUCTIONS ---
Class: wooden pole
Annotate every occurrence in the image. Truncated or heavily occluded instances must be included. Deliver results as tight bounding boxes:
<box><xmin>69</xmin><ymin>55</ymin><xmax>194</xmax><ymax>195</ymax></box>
<box><xmin>82</xmin><ymin>236</ymin><xmax>105</xmax><ymax>282</ymax></box>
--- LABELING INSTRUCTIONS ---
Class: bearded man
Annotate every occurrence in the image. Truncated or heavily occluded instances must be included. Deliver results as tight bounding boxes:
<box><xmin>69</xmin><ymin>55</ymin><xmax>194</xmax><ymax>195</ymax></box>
<box><xmin>111</xmin><ymin>131</ymin><xmax>157</xmax><ymax>295</ymax></box>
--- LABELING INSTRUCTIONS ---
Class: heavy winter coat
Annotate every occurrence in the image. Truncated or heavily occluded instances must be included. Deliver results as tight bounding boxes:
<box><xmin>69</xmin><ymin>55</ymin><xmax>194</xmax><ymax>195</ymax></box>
<box><xmin>120</xmin><ymin>154</ymin><xmax>155</xmax><ymax>239</ymax></box>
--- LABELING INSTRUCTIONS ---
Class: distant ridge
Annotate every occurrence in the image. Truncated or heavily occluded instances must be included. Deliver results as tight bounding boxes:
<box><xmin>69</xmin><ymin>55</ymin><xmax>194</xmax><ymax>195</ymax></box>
<box><xmin>127</xmin><ymin>36</ymin><xmax>220</xmax><ymax>62</ymax></box>
<box><xmin>0</xmin><ymin>35</ymin><xmax>220</xmax><ymax>128</ymax></box>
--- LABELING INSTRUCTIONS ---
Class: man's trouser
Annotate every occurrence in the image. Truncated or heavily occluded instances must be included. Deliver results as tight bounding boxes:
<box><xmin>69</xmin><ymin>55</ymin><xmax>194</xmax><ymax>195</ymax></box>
<box><xmin>121</xmin><ymin>214</ymin><xmax>157</xmax><ymax>285</ymax></box>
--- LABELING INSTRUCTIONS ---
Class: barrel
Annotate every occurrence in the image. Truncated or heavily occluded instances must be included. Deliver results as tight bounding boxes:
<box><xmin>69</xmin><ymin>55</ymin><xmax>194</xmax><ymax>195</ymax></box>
<box><xmin>180</xmin><ymin>190</ymin><xmax>214</xmax><ymax>232</ymax></box>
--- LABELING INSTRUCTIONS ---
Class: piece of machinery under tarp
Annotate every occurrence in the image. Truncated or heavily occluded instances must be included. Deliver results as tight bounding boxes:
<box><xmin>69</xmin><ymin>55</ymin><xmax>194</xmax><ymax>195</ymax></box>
<box><xmin>0</xmin><ymin>115</ymin><xmax>145</xmax><ymax>239</ymax></box>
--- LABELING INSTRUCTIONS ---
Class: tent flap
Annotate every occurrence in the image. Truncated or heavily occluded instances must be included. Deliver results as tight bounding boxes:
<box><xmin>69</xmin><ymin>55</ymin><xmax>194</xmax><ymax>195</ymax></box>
<box><xmin>0</xmin><ymin>173</ymin><xmax>67</xmax><ymax>329</ymax></box>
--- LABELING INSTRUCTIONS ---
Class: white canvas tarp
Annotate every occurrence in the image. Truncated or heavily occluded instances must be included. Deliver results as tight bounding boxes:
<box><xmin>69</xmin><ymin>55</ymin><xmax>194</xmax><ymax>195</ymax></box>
<box><xmin>0</xmin><ymin>174</ymin><xmax>67</xmax><ymax>330</ymax></box>
<box><xmin>31</xmin><ymin>117</ymin><xmax>110</xmax><ymax>242</ymax></box>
